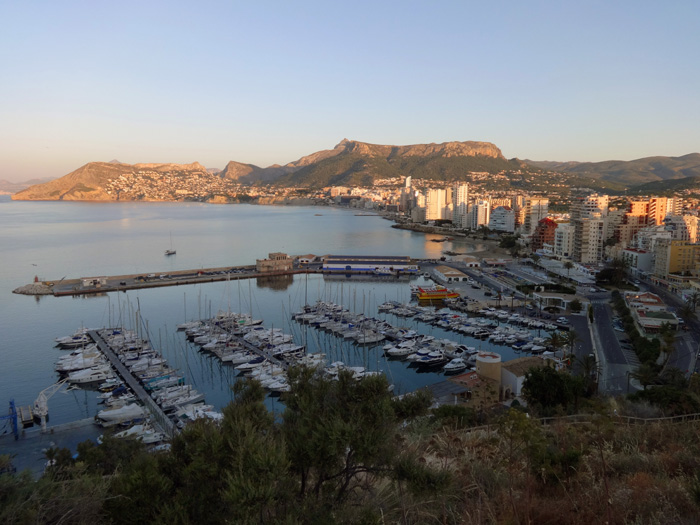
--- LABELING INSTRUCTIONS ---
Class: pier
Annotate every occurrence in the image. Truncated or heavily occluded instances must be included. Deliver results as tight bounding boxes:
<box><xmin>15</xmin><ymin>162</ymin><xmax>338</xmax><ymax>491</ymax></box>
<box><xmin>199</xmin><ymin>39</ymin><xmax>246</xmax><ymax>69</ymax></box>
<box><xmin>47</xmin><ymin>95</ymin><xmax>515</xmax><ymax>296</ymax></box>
<box><xmin>88</xmin><ymin>330</ymin><xmax>176</xmax><ymax>436</ymax></box>
<box><xmin>231</xmin><ymin>334</ymin><xmax>289</xmax><ymax>371</ymax></box>
<box><xmin>14</xmin><ymin>266</ymin><xmax>321</xmax><ymax>297</ymax></box>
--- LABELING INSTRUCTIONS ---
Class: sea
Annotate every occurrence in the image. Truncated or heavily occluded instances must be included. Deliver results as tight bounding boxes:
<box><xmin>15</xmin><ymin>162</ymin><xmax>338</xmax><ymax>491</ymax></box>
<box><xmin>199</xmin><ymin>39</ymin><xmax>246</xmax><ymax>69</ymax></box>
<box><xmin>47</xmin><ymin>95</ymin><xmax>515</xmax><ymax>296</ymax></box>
<box><xmin>0</xmin><ymin>196</ymin><xmax>523</xmax><ymax>428</ymax></box>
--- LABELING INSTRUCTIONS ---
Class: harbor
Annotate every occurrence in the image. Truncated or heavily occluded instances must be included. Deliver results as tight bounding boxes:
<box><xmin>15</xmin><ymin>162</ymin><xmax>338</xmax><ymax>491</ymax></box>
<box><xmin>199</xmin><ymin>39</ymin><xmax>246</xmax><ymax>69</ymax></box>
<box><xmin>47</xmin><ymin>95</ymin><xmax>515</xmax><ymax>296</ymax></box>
<box><xmin>2</xmin><ymin>201</ymin><xmax>552</xmax><ymax>468</ymax></box>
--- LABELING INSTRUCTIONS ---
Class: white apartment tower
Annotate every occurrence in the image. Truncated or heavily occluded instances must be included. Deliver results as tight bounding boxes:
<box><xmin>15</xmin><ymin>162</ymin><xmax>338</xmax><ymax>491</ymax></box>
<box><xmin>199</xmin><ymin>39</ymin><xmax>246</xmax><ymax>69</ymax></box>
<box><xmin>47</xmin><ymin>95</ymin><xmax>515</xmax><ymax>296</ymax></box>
<box><xmin>470</xmin><ymin>199</ymin><xmax>491</xmax><ymax>229</ymax></box>
<box><xmin>489</xmin><ymin>206</ymin><xmax>515</xmax><ymax>233</ymax></box>
<box><xmin>452</xmin><ymin>184</ymin><xmax>470</xmax><ymax>228</ymax></box>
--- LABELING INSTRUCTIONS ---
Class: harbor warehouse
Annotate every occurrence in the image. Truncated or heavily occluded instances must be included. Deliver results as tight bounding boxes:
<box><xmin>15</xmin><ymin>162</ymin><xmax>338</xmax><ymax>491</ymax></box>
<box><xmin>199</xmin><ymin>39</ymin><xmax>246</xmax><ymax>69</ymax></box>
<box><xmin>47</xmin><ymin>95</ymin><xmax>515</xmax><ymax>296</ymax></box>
<box><xmin>323</xmin><ymin>255</ymin><xmax>417</xmax><ymax>273</ymax></box>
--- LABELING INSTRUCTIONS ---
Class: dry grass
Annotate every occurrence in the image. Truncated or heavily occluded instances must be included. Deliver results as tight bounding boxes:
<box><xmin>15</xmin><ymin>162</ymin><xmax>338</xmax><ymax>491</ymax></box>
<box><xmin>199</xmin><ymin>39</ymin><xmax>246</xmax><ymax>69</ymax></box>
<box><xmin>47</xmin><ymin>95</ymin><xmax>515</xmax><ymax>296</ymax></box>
<box><xmin>395</xmin><ymin>413</ymin><xmax>700</xmax><ymax>524</ymax></box>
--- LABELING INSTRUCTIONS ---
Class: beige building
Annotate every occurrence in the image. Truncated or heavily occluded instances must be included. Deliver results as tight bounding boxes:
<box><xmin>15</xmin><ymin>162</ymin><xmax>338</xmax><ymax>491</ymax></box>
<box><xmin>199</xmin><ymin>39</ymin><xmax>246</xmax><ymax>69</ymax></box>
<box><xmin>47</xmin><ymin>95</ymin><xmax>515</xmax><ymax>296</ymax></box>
<box><xmin>256</xmin><ymin>252</ymin><xmax>293</xmax><ymax>273</ymax></box>
<box><xmin>653</xmin><ymin>239</ymin><xmax>700</xmax><ymax>278</ymax></box>
<box><xmin>433</xmin><ymin>265</ymin><xmax>470</xmax><ymax>282</ymax></box>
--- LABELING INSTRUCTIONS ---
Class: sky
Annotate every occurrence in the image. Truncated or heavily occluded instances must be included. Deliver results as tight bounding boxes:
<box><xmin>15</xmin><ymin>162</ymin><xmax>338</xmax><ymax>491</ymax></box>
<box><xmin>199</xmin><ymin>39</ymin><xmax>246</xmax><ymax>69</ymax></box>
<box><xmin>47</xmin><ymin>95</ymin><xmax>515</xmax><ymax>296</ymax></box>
<box><xmin>1</xmin><ymin>1</ymin><xmax>699</xmax><ymax>181</ymax></box>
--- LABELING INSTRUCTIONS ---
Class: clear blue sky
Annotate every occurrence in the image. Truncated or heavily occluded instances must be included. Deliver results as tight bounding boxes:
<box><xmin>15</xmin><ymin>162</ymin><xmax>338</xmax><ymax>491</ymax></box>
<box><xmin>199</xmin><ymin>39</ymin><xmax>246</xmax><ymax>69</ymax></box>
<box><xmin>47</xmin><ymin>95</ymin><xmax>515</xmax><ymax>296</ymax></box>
<box><xmin>1</xmin><ymin>1</ymin><xmax>699</xmax><ymax>181</ymax></box>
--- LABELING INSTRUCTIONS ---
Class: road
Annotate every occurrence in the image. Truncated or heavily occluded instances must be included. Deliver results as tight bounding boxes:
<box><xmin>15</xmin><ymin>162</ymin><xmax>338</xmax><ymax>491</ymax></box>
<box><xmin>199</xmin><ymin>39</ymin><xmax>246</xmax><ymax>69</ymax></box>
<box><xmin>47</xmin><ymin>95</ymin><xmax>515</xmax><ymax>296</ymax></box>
<box><xmin>636</xmin><ymin>278</ymin><xmax>700</xmax><ymax>375</ymax></box>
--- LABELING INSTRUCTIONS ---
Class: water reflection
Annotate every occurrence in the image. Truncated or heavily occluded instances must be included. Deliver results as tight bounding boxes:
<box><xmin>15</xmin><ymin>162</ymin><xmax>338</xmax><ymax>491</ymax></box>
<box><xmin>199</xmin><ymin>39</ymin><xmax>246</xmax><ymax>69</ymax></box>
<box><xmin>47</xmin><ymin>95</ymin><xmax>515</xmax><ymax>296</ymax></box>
<box><xmin>256</xmin><ymin>274</ymin><xmax>294</xmax><ymax>291</ymax></box>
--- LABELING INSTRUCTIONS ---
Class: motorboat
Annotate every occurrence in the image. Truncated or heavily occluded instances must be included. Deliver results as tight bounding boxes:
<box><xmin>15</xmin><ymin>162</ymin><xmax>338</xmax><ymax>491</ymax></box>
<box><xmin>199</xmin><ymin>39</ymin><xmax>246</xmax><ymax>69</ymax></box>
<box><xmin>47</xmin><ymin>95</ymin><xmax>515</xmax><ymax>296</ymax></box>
<box><xmin>235</xmin><ymin>356</ymin><xmax>267</xmax><ymax>372</ymax></box>
<box><xmin>96</xmin><ymin>403</ymin><xmax>147</xmax><ymax>425</ymax></box>
<box><xmin>99</xmin><ymin>424</ymin><xmax>165</xmax><ymax>444</ymax></box>
<box><xmin>161</xmin><ymin>390</ymin><xmax>205</xmax><ymax>411</ymax></box>
<box><xmin>444</xmin><ymin>358</ymin><xmax>469</xmax><ymax>374</ymax></box>
<box><xmin>173</xmin><ymin>403</ymin><xmax>223</xmax><ymax>427</ymax></box>
<box><xmin>67</xmin><ymin>365</ymin><xmax>114</xmax><ymax>384</ymax></box>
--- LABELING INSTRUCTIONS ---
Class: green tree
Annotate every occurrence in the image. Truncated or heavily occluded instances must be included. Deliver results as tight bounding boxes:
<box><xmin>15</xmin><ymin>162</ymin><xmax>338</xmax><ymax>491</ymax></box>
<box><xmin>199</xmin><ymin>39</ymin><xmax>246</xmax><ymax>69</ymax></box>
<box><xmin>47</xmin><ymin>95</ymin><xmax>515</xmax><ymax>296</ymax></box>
<box><xmin>522</xmin><ymin>365</ymin><xmax>585</xmax><ymax>415</ymax></box>
<box><xmin>596</xmin><ymin>257</ymin><xmax>629</xmax><ymax>287</ymax></box>
<box><xmin>569</xmin><ymin>298</ymin><xmax>583</xmax><ymax>313</ymax></box>
<box><xmin>630</xmin><ymin>362</ymin><xmax>660</xmax><ymax>390</ymax></box>
<box><xmin>284</xmin><ymin>367</ymin><xmax>405</xmax><ymax>505</ymax></box>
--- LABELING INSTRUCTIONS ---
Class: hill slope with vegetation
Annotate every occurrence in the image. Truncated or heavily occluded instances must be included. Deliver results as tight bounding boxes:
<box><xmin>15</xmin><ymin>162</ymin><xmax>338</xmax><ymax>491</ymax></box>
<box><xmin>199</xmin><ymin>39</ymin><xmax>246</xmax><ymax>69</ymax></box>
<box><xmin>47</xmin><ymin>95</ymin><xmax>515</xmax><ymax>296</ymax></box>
<box><xmin>528</xmin><ymin>153</ymin><xmax>700</xmax><ymax>187</ymax></box>
<box><xmin>3</xmin><ymin>367</ymin><xmax>700</xmax><ymax>524</ymax></box>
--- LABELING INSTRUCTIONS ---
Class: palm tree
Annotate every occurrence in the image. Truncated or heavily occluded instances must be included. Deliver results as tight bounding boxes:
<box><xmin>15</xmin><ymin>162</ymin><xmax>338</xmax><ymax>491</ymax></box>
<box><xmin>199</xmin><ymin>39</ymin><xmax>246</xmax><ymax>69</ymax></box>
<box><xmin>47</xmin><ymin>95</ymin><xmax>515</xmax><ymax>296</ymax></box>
<box><xmin>564</xmin><ymin>261</ymin><xmax>574</xmax><ymax>279</ymax></box>
<box><xmin>575</xmin><ymin>353</ymin><xmax>599</xmax><ymax>395</ymax></box>
<box><xmin>545</xmin><ymin>332</ymin><xmax>565</xmax><ymax>356</ymax></box>
<box><xmin>659</xmin><ymin>323</ymin><xmax>677</xmax><ymax>366</ymax></box>
<box><xmin>562</xmin><ymin>329</ymin><xmax>580</xmax><ymax>359</ymax></box>
<box><xmin>688</xmin><ymin>291</ymin><xmax>700</xmax><ymax>310</ymax></box>
<box><xmin>679</xmin><ymin>302</ymin><xmax>697</xmax><ymax>323</ymax></box>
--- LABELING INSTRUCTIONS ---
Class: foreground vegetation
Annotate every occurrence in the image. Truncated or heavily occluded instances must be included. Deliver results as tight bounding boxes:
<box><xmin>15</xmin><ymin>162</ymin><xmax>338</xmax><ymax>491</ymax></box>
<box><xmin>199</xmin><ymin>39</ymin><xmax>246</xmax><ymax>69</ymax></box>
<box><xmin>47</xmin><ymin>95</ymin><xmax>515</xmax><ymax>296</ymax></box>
<box><xmin>3</xmin><ymin>368</ymin><xmax>700</xmax><ymax>524</ymax></box>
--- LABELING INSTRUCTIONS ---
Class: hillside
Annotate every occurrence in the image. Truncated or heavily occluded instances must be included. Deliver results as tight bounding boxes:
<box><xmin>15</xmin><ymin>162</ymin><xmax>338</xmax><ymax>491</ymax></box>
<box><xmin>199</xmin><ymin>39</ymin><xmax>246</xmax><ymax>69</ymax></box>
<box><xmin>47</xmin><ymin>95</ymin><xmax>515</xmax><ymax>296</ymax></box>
<box><xmin>274</xmin><ymin>139</ymin><xmax>518</xmax><ymax>188</ymax></box>
<box><xmin>219</xmin><ymin>160</ymin><xmax>293</xmax><ymax>183</ymax></box>
<box><xmin>631</xmin><ymin>175</ymin><xmax>700</xmax><ymax>195</ymax></box>
<box><xmin>527</xmin><ymin>153</ymin><xmax>700</xmax><ymax>186</ymax></box>
<box><xmin>11</xmin><ymin>161</ymin><xmax>210</xmax><ymax>201</ymax></box>
<box><xmin>14</xmin><ymin>142</ymin><xmax>695</xmax><ymax>200</ymax></box>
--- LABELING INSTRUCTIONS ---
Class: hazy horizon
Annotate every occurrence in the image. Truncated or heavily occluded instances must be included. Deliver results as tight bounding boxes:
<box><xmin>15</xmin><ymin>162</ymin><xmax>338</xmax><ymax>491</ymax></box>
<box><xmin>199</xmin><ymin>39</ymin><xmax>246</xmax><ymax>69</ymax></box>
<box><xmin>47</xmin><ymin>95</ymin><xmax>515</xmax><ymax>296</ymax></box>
<box><xmin>2</xmin><ymin>1</ymin><xmax>699</xmax><ymax>182</ymax></box>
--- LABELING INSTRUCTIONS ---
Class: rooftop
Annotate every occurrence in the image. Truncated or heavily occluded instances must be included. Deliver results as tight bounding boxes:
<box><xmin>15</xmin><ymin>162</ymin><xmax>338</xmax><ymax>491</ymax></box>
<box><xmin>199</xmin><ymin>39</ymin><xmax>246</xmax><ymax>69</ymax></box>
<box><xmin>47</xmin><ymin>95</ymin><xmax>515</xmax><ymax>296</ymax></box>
<box><xmin>502</xmin><ymin>356</ymin><xmax>548</xmax><ymax>377</ymax></box>
<box><xmin>434</xmin><ymin>265</ymin><xmax>468</xmax><ymax>278</ymax></box>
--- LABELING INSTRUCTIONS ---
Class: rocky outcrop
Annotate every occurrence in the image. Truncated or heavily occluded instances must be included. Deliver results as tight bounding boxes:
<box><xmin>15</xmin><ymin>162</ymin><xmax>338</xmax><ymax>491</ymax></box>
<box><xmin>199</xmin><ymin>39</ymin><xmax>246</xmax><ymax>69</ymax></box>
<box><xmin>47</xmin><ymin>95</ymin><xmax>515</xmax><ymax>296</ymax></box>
<box><xmin>335</xmin><ymin>139</ymin><xmax>504</xmax><ymax>159</ymax></box>
<box><xmin>219</xmin><ymin>161</ymin><xmax>258</xmax><ymax>180</ymax></box>
<box><xmin>13</xmin><ymin>283</ymin><xmax>53</xmax><ymax>295</ymax></box>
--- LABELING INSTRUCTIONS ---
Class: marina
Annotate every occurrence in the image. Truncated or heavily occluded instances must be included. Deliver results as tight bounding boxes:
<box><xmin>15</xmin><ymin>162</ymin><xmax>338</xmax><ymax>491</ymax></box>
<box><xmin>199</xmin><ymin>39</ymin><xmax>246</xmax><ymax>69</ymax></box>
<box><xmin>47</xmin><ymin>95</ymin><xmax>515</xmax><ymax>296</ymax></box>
<box><xmin>1</xmin><ymin>200</ymin><xmax>502</xmax><ymax>459</ymax></box>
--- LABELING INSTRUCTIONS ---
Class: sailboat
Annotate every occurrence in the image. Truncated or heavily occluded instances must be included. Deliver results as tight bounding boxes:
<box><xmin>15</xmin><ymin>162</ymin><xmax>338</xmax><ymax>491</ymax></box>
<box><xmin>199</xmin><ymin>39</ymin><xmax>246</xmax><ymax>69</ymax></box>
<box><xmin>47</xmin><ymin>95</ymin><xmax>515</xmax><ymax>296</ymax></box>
<box><xmin>165</xmin><ymin>232</ymin><xmax>176</xmax><ymax>256</ymax></box>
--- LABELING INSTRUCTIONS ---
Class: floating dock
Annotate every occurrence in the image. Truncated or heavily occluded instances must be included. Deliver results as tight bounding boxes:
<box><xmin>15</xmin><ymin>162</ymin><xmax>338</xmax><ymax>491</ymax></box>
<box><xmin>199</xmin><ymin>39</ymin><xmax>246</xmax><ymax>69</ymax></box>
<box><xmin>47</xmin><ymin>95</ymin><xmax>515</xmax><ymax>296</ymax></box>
<box><xmin>88</xmin><ymin>330</ymin><xmax>176</xmax><ymax>436</ymax></box>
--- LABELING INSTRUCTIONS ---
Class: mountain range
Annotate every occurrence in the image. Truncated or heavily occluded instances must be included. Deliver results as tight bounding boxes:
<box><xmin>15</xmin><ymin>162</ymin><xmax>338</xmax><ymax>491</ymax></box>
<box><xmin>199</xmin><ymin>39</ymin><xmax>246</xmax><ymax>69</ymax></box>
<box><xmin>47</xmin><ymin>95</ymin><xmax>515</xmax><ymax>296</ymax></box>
<box><xmin>526</xmin><ymin>153</ymin><xmax>700</xmax><ymax>186</ymax></box>
<box><xmin>0</xmin><ymin>177</ymin><xmax>55</xmax><ymax>194</ymax></box>
<box><xmin>9</xmin><ymin>140</ymin><xmax>700</xmax><ymax>201</ymax></box>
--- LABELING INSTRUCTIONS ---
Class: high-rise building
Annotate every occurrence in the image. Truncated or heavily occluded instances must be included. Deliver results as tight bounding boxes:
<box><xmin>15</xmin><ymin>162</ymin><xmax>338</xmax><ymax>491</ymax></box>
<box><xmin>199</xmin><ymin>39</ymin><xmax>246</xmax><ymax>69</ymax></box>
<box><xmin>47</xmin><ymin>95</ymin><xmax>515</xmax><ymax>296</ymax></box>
<box><xmin>616</xmin><ymin>200</ymin><xmax>650</xmax><ymax>248</ymax></box>
<box><xmin>469</xmin><ymin>199</ymin><xmax>491</xmax><ymax>229</ymax></box>
<box><xmin>452</xmin><ymin>184</ymin><xmax>470</xmax><ymax>228</ymax></box>
<box><xmin>425</xmin><ymin>189</ymin><xmax>449</xmax><ymax>221</ymax></box>
<box><xmin>653</xmin><ymin>239</ymin><xmax>700</xmax><ymax>278</ymax></box>
<box><xmin>663</xmin><ymin>215</ymin><xmax>700</xmax><ymax>243</ymax></box>
<box><xmin>488</xmin><ymin>206</ymin><xmax>515</xmax><ymax>233</ymax></box>
<box><xmin>571</xmin><ymin>194</ymin><xmax>609</xmax><ymax>263</ymax></box>
<box><xmin>574</xmin><ymin>218</ymin><xmax>606</xmax><ymax>264</ymax></box>
<box><xmin>554</xmin><ymin>223</ymin><xmax>574</xmax><ymax>259</ymax></box>
<box><xmin>531</xmin><ymin>218</ymin><xmax>558</xmax><ymax>252</ymax></box>
<box><xmin>648</xmin><ymin>197</ymin><xmax>682</xmax><ymax>225</ymax></box>
<box><xmin>523</xmin><ymin>198</ymin><xmax>549</xmax><ymax>235</ymax></box>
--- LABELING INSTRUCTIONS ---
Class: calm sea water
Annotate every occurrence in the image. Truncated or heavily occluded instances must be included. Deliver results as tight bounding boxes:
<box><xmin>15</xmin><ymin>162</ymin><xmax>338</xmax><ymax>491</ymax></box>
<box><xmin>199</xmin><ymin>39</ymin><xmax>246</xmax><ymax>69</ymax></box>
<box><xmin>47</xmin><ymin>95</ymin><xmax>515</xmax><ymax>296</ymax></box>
<box><xmin>0</xmin><ymin>196</ymin><xmax>517</xmax><ymax>426</ymax></box>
